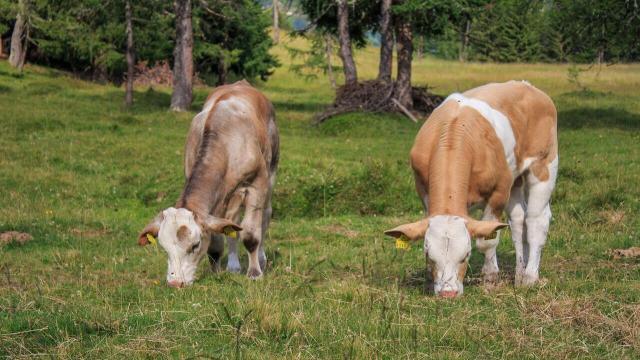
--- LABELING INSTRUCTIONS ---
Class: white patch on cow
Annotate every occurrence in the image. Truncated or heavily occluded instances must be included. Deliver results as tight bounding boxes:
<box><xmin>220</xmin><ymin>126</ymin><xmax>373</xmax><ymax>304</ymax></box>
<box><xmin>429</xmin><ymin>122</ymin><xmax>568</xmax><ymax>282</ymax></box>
<box><xmin>521</xmin><ymin>155</ymin><xmax>558</xmax><ymax>285</ymax></box>
<box><xmin>214</xmin><ymin>97</ymin><xmax>251</xmax><ymax>118</ymax></box>
<box><xmin>424</xmin><ymin>215</ymin><xmax>471</xmax><ymax>296</ymax></box>
<box><xmin>158</xmin><ymin>207</ymin><xmax>206</xmax><ymax>286</ymax></box>
<box><xmin>445</xmin><ymin>93</ymin><xmax>517</xmax><ymax>176</ymax></box>
<box><xmin>520</xmin><ymin>157</ymin><xmax>537</xmax><ymax>173</ymax></box>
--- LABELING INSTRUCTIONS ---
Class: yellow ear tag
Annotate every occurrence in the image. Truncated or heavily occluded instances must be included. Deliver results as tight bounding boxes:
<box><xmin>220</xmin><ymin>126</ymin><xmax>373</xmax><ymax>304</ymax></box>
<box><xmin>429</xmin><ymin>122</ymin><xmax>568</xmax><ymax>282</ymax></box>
<box><xmin>146</xmin><ymin>233</ymin><xmax>158</xmax><ymax>247</ymax></box>
<box><xmin>395</xmin><ymin>235</ymin><xmax>410</xmax><ymax>250</ymax></box>
<box><xmin>224</xmin><ymin>228</ymin><xmax>238</xmax><ymax>239</ymax></box>
<box><xmin>487</xmin><ymin>231</ymin><xmax>498</xmax><ymax>239</ymax></box>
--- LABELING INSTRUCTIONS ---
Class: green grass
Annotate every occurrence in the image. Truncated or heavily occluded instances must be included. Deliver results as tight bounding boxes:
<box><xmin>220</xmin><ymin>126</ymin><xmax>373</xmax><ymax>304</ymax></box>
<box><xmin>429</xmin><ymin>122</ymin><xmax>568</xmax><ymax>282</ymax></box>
<box><xmin>1</xmin><ymin>36</ymin><xmax>639</xmax><ymax>358</ymax></box>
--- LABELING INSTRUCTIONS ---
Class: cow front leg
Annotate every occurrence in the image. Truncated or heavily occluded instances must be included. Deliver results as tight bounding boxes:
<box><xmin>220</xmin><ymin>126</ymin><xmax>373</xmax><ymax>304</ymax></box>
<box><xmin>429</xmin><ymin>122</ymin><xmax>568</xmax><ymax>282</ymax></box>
<box><xmin>476</xmin><ymin>206</ymin><xmax>501</xmax><ymax>283</ymax></box>
<box><xmin>521</xmin><ymin>157</ymin><xmax>558</xmax><ymax>286</ymax></box>
<box><xmin>226</xmin><ymin>237</ymin><xmax>242</xmax><ymax>273</ymax></box>
<box><xmin>240</xmin><ymin>180</ymin><xmax>267</xmax><ymax>279</ymax></box>
<box><xmin>224</xmin><ymin>189</ymin><xmax>245</xmax><ymax>274</ymax></box>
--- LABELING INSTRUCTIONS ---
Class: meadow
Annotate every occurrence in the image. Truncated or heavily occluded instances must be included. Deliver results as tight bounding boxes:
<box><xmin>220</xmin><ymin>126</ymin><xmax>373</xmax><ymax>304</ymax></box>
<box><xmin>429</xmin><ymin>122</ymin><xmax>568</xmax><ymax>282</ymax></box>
<box><xmin>0</xmin><ymin>36</ymin><xmax>639</xmax><ymax>358</ymax></box>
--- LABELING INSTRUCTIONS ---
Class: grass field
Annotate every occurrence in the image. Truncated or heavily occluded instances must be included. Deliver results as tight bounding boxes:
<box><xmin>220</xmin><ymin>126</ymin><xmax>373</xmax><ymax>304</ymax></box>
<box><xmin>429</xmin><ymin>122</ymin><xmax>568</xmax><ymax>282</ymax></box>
<box><xmin>1</xmin><ymin>36</ymin><xmax>639</xmax><ymax>358</ymax></box>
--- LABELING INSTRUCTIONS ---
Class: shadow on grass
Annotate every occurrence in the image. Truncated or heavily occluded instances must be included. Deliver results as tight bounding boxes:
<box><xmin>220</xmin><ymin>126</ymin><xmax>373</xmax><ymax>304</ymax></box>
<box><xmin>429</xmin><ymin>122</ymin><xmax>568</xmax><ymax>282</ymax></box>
<box><xmin>272</xmin><ymin>100</ymin><xmax>326</xmax><ymax>113</ymax></box>
<box><xmin>396</xmin><ymin>249</ymin><xmax>519</xmax><ymax>295</ymax></box>
<box><xmin>558</xmin><ymin>107</ymin><xmax>640</xmax><ymax>130</ymax></box>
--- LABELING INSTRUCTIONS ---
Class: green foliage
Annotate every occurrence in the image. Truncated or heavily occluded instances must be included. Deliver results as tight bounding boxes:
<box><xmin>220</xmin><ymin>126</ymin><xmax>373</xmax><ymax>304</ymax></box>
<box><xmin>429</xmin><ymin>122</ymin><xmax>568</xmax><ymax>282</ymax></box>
<box><xmin>286</xmin><ymin>32</ymin><xmax>340</xmax><ymax>82</ymax></box>
<box><xmin>427</xmin><ymin>0</ymin><xmax>640</xmax><ymax>63</ymax></box>
<box><xmin>194</xmin><ymin>0</ymin><xmax>280</xmax><ymax>83</ymax></box>
<box><xmin>549</xmin><ymin>0</ymin><xmax>640</xmax><ymax>63</ymax></box>
<box><xmin>297</xmin><ymin>0</ymin><xmax>379</xmax><ymax>48</ymax></box>
<box><xmin>10</xmin><ymin>0</ymin><xmax>278</xmax><ymax>83</ymax></box>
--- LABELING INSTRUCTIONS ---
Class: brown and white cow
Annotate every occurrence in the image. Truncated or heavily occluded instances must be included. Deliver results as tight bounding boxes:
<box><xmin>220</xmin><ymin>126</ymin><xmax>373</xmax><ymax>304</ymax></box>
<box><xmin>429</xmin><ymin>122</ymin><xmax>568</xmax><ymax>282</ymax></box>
<box><xmin>385</xmin><ymin>81</ymin><xmax>558</xmax><ymax>298</ymax></box>
<box><xmin>138</xmin><ymin>80</ymin><xmax>279</xmax><ymax>287</ymax></box>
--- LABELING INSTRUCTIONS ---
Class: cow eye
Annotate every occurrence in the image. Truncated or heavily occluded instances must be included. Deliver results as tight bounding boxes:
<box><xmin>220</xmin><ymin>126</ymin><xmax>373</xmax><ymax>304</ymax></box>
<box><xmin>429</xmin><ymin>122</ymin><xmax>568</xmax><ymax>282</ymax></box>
<box><xmin>190</xmin><ymin>242</ymin><xmax>200</xmax><ymax>253</ymax></box>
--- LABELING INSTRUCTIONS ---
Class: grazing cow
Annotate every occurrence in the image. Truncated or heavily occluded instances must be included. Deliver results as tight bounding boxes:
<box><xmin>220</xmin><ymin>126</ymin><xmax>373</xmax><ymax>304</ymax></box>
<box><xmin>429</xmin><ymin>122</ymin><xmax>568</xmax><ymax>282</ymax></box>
<box><xmin>138</xmin><ymin>80</ymin><xmax>279</xmax><ymax>287</ymax></box>
<box><xmin>385</xmin><ymin>81</ymin><xmax>558</xmax><ymax>298</ymax></box>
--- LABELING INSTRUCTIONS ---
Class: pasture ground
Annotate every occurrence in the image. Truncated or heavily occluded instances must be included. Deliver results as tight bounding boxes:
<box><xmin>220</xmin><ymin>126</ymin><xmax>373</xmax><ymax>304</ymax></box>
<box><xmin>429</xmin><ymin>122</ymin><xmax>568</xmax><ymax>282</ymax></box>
<box><xmin>1</xmin><ymin>37</ymin><xmax>639</xmax><ymax>358</ymax></box>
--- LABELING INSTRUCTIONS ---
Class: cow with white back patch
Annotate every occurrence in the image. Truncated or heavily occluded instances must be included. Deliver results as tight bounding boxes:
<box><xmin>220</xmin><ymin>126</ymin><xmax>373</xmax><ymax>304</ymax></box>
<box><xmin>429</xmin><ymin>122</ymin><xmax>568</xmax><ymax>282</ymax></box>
<box><xmin>385</xmin><ymin>81</ymin><xmax>558</xmax><ymax>298</ymax></box>
<box><xmin>138</xmin><ymin>80</ymin><xmax>279</xmax><ymax>287</ymax></box>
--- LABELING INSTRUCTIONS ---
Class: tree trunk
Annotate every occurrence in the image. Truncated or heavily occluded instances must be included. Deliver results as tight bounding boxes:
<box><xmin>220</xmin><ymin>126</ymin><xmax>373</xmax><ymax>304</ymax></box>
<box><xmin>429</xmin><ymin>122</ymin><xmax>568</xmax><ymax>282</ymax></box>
<box><xmin>459</xmin><ymin>19</ymin><xmax>470</xmax><ymax>62</ymax></box>
<box><xmin>125</xmin><ymin>0</ymin><xmax>135</xmax><ymax>107</ymax></box>
<box><xmin>395</xmin><ymin>17</ymin><xmax>413</xmax><ymax>109</ymax></box>
<box><xmin>337</xmin><ymin>0</ymin><xmax>357</xmax><ymax>86</ymax></box>
<box><xmin>9</xmin><ymin>0</ymin><xmax>28</xmax><ymax>71</ymax></box>
<box><xmin>216</xmin><ymin>57</ymin><xmax>226</xmax><ymax>86</ymax></box>
<box><xmin>324</xmin><ymin>34</ymin><xmax>337</xmax><ymax>89</ymax></box>
<box><xmin>377</xmin><ymin>0</ymin><xmax>393</xmax><ymax>82</ymax></box>
<box><xmin>272</xmin><ymin>0</ymin><xmax>279</xmax><ymax>44</ymax></box>
<box><xmin>416</xmin><ymin>35</ymin><xmax>424</xmax><ymax>59</ymax></box>
<box><xmin>170</xmin><ymin>0</ymin><xmax>194</xmax><ymax>112</ymax></box>
<box><xmin>0</xmin><ymin>35</ymin><xmax>4</xmax><ymax>58</ymax></box>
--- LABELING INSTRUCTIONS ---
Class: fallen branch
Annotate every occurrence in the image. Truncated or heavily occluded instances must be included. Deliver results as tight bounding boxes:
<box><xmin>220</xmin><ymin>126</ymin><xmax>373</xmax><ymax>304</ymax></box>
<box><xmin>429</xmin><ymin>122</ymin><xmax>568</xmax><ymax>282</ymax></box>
<box><xmin>391</xmin><ymin>98</ymin><xmax>417</xmax><ymax>123</ymax></box>
<box><xmin>313</xmin><ymin>80</ymin><xmax>444</xmax><ymax>124</ymax></box>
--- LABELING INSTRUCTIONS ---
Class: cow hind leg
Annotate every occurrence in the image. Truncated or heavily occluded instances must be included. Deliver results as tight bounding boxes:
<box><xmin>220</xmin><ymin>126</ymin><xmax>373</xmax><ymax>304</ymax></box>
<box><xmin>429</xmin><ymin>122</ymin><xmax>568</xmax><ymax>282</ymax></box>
<box><xmin>506</xmin><ymin>177</ymin><xmax>527</xmax><ymax>285</ymax></box>
<box><xmin>258</xmin><ymin>201</ymin><xmax>271</xmax><ymax>271</ymax></box>
<box><xmin>521</xmin><ymin>157</ymin><xmax>558</xmax><ymax>286</ymax></box>
<box><xmin>240</xmin><ymin>176</ymin><xmax>268</xmax><ymax>279</ymax></box>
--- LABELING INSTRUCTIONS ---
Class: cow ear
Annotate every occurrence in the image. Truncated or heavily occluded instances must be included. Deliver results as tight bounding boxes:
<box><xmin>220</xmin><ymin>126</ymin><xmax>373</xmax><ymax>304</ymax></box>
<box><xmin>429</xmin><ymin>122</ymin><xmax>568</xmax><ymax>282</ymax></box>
<box><xmin>384</xmin><ymin>219</ymin><xmax>429</xmax><ymax>241</ymax></box>
<box><xmin>138</xmin><ymin>212</ymin><xmax>164</xmax><ymax>246</ymax></box>
<box><xmin>196</xmin><ymin>214</ymin><xmax>242</xmax><ymax>234</ymax></box>
<box><xmin>466</xmin><ymin>219</ymin><xmax>508</xmax><ymax>238</ymax></box>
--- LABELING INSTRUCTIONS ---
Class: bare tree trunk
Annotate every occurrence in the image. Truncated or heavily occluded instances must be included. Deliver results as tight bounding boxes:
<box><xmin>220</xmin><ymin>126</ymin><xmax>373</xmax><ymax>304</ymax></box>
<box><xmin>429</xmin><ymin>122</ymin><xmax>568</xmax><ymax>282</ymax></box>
<box><xmin>170</xmin><ymin>0</ymin><xmax>194</xmax><ymax>112</ymax></box>
<box><xmin>337</xmin><ymin>0</ymin><xmax>357</xmax><ymax>86</ymax></box>
<box><xmin>125</xmin><ymin>0</ymin><xmax>135</xmax><ymax>107</ymax></box>
<box><xmin>459</xmin><ymin>19</ymin><xmax>470</xmax><ymax>62</ymax></box>
<box><xmin>216</xmin><ymin>57</ymin><xmax>226</xmax><ymax>86</ymax></box>
<box><xmin>0</xmin><ymin>35</ymin><xmax>4</xmax><ymax>58</ymax></box>
<box><xmin>9</xmin><ymin>0</ymin><xmax>28</xmax><ymax>71</ymax></box>
<box><xmin>324</xmin><ymin>34</ymin><xmax>337</xmax><ymax>89</ymax></box>
<box><xmin>395</xmin><ymin>17</ymin><xmax>413</xmax><ymax>109</ymax></box>
<box><xmin>416</xmin><ymin>34</ymin><xmax>424</xmax><ymax>59</ymax></box>
<box><xmin>377</xmin><ymin>0</ymin><xmax>393</xmax><ymax>82</ymax></box>
<box><xmin>272</xmin><ymin>0</ymin><xmax>279</xmax><ymax>44</ymax></box>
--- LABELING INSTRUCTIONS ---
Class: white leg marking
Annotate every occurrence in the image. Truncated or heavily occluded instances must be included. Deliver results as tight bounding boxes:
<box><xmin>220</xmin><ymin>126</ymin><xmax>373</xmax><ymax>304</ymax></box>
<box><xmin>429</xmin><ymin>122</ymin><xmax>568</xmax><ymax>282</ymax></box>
<box><xmin>522</xmin><ymin>157</ymin><xmax>558</xmax><ymax>286</ymax></box>
<box><xmin>506</xmin><ymin>181</ymin><xmax>527</xmax><ymax>285</ymax></box>
<box><xmin>226</xmin><ymin>236</ymin><xmax>242</xmax><ymax>273</ymax></box>
<box><xmin>476</xmin><ymin>206</ymin><xmax>501</xmax><ymax>282</ymax></box>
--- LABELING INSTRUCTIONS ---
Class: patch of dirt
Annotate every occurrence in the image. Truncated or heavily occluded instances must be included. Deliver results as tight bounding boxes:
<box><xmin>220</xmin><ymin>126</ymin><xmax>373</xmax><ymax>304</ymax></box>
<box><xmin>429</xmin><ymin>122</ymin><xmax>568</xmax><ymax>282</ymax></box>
<box><xmin>529</xmin><ymin>298</ymin><xmax>639</xmax><ymax>351</ymax></box>
<box><xmin>608</xmin><ymin>247</ymin><xmax>640</xmax><ymax>259</ymax></box>
<box><xmin>70</xmin><ymin>228</ymin><xmax>109</xmax><ymax>238</ymax></box>
<box><xmin>0</xmin><ymin>231</ymin><xmax>33</xmax><ymax>245</ymax></box>
<box><xmin>600</xmin><ymin>209</ymin><xmax>625</xmax><ymax>225</ymax></box>
<box><xmin>133</xmin><ymin>60</ymin><xmax>204</xmax><ymax>87</ymax></box>
<box><xmin>322</xmin><ymin>224</ymin><xmax>359</xmax><ymax>239</ymax></box>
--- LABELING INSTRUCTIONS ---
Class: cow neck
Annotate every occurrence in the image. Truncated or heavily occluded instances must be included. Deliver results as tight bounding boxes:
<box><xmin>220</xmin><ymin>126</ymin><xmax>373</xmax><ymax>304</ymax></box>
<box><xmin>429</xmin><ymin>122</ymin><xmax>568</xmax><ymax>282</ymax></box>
<box><xmin>176</xmin><ymin>126</ymin><xmax>230</xmax><ymax>216</ymax></box>
<box><xmin>427</xmin><ymin>117</ymin><xmax>474</xmax><ymax>217</ymax></box>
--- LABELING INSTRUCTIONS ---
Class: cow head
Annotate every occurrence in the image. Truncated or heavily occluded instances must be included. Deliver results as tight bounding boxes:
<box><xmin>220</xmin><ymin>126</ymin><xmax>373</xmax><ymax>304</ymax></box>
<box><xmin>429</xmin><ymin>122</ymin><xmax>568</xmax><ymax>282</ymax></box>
<box><xmin>385</xmin><ymin>215</ymin><xmax>507</xmax><ymax>298</ymax></box>
<box><xmin>138</xmin><ymin>207</ymin><xmax>241</xmax><ymax>287</ymax></box>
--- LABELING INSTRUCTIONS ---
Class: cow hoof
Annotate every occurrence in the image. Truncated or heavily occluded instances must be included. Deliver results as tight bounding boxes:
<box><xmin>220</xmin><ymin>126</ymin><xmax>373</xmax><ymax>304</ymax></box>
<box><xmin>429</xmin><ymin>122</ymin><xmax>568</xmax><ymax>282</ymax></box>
<box><xmin>247</xmin><ymin>268</ymin><xmax>263</xmax><ymax>280</ymax></box>
<box><xmin>226</xmin><ymin>263</ymin><xmax>242</xmax><ymax>274</ymax></box>
<box><xmin>482</xmin><ymin>272</ymin><xmax>499</xmax><ymax>284</ymax></box>
<box><xmin>210</xmin><ymin>262</ymin><xmax>223</xmax><ymax>273</ymax></box>
<box><xmin>515</xmin><ymin>273</ymin><xmax>538</xmax><ymax>287</ymax></box>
